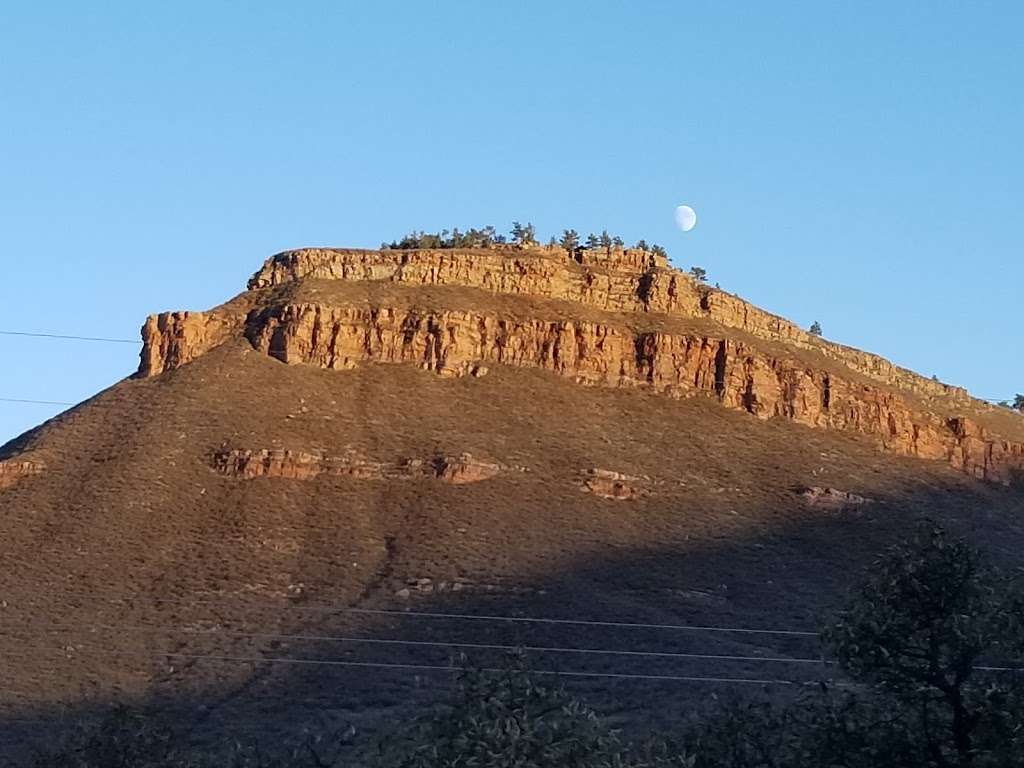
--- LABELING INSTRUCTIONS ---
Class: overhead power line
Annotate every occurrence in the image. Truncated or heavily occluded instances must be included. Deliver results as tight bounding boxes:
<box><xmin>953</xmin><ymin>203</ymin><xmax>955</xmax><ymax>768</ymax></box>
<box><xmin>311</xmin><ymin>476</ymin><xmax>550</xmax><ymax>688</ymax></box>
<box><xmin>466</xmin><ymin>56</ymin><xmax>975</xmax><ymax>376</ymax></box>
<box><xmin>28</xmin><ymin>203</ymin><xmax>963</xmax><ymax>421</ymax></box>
<box><xmin>0</xmin><ymin>397</ymin><xmax>76</xmax><ymax>407</ymax></box>
<box><xmin>20</xmin><ymin>622</ymin><xmax>830</xmax><ymax>666</ymax></box>
<box><xmin>0</xmin><ymin>330</ymin><xmax>140</xmax><ymax>344</ymax></box>
<box><xmin>26</xmin><ymin>591</ymin><xmax>822</xmax><ymax>638</ymax></box>
<box><xmin>79</xmin><ymin>647</ymin><xmax>806</xmax><ymax>687</ymax></box>
<box><xmin>16</xmin><ymin>621</ymin><xmax>1020</xmax><ymax>673</ymax></box>
<box><xmin>345</xmin><ymin>607</ymin><xmax>820</xmax><ymax>637</ymax></box>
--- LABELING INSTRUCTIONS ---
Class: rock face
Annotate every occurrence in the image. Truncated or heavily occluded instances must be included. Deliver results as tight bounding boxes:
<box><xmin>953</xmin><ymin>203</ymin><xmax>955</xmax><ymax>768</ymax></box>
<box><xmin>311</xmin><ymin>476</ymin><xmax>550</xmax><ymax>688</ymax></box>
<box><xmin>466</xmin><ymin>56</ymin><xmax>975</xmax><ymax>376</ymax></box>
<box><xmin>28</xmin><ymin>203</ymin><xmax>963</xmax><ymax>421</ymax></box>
<box><xmin>247</xmin><ymin>247</ymin><xmax>969</xmax><ymax>402</ymax></box>
<box><xmin>139</xmin><ymin>312</ymin><xmax>235</xmax><ymax>377</ymax></box>
<box><xmin>0</xmin><ymin>459</ymin><xmax>44</xmax><ymax>490</ymax></box>
<box><xmin>245</xmin><ymin>303</ymin><xmax>1024</xmax><ymax>483</ymax></box>
<box><xmin>138</xmin><ymin>245</ymin><xmax>1024</xmax><ymax>485</ymax></box>
<box><xmin>211</xmin><ymin>448</ymin><xmax>511</xmax><ymax>484</ymax></box>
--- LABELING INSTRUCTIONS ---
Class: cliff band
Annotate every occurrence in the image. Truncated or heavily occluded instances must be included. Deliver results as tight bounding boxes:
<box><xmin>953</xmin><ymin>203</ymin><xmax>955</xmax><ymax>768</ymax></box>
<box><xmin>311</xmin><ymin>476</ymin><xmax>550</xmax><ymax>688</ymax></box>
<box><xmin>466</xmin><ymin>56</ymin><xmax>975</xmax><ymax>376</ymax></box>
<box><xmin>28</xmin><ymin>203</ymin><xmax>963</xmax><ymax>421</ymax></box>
<box><xmin>138</xmin><ymin>245</ymin><xmax>1024</xmax><ymax>483</ymax></box>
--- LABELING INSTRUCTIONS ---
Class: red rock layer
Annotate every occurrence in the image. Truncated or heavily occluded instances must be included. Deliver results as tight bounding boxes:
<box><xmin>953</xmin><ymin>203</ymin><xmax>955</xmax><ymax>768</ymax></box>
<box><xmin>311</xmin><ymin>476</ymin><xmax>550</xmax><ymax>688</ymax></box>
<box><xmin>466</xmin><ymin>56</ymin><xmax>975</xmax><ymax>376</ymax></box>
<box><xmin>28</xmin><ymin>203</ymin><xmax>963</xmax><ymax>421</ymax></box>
<box><xmin>211</xmin><ymin>448</ymin><xmax>509</xmax><ymax>484</ymax></box>
<box><xmin>244</xmin><ymin>303</ymin><xmax>1024</xmax><ymax>484</ymax></box>
<box><xmin>0</xmin><ymin>460</ymin><xmax>45</xmax><ymax>490</ymax></box>
<box><xmin>134</xmin><ymin>247</ymin><xmax>1024</xmax><ymax>485</ymax></box>
<box><xmin>246</xmin><ymin>247</ymin><xmax>971</xmax><ymax>402</ymax></box>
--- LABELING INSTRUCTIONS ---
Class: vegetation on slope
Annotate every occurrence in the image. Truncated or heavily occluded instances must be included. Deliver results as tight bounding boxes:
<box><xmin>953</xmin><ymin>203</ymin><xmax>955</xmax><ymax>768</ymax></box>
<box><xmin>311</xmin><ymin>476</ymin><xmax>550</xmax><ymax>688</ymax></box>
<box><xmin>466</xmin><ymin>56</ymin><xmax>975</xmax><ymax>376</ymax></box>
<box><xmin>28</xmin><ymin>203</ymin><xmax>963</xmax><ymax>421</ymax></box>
<box><xmin>29</xmin><ymin>524</ymin><xmax>1024</xmax><ymax>768</ymax></box>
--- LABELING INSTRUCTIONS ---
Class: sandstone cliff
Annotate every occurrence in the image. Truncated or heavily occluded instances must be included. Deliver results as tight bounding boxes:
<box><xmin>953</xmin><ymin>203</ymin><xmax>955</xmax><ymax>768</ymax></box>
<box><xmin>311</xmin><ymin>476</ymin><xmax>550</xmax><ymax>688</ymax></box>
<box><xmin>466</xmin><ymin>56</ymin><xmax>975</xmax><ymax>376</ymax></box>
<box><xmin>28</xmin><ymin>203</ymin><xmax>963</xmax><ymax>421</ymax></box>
<box><xmin>138</xmin><ymin>245</ymin><xmax>1024</xmax><ymax>484</ymax></box>
<box><xmin>246</xmin><ymin>247</ymin><xmax>970</xmax><ymax>401</ymax></box>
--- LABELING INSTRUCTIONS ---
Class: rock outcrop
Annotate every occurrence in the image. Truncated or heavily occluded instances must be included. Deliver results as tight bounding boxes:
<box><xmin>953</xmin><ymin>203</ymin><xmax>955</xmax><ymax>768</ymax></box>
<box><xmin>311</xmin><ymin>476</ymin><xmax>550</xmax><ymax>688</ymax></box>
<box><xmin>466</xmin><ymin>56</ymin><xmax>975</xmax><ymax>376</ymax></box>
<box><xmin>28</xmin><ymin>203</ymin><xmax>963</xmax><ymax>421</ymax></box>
<box><xmin>140</xmin><ymin>312</ymin><xmax>236</xmax><ymax>377</ymax></box>
<box><xmin>211</xmin><ymin>448</ymin><xmax>513</xmax><ymax>484</ymax></box>
<box><xmin>579</xmin><ymin>469</ymin><xmax>651</xmax><ymax>500</ymax></box>
<box><xmin>244</xmin><ymin>302</ymin><xmax>1024</xmax><ymax>483</ymax></box>
<box><xmin>247</xmin><ymin>247</ymin><xmax>970</xmax><ymax>402</ymax></box>
<box><xmin>0</xmin><ymin>459</ymin><xmax>45</xmax><ymax>490</ymax></box>
<box><xmin>137</xmin><ymin>245</ymin><xmax>1024</xmax><ymax>485</ymax></box>
<box><xmin>799</xmin><ymin>486</ymin><xmax>873</xmax><ymax>510</ymax></box>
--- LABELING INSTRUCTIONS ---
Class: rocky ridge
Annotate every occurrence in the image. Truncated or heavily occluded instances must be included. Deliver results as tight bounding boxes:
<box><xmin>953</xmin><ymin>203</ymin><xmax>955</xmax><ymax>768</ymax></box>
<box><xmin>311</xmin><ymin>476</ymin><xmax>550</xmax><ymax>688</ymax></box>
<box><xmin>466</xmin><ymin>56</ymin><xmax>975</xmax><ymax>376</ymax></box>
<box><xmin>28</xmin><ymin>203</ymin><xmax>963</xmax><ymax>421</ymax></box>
<box><xmin>138</xmin><ymin>245</ymin><xmax>1024</xmax><ymax>484</ymax></box>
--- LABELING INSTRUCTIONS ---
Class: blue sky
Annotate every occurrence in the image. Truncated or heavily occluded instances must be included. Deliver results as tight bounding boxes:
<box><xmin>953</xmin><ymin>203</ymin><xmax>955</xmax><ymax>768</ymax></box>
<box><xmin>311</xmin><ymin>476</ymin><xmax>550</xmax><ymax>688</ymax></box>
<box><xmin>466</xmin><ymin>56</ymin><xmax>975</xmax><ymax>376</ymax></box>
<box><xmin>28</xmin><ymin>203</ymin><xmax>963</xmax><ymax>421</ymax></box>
<box><xmin>2</xmin><ymin>2</ymin><xmax>1022</xmax><ymax>444</ymax></box>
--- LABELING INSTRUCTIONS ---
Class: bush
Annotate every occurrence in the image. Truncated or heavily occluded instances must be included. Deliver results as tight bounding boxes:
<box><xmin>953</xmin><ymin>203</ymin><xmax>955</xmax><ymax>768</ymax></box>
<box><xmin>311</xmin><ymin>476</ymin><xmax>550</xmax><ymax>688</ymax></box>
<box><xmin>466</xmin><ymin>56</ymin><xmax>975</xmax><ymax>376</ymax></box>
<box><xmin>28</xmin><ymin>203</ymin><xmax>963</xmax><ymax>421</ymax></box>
<box><xmin>683</xmin><ymin>523</ymin><xmax>1024</xmax><ymax>768</ymax></box>
<box><xmin>34</xmin><ymin>530</ymin><xmax>1024</xmax><ymax>767</ymax></box>
<box><xmin>28</xmin><ymin>706</ymin><xmax>353</xmax><ymax>768</ymax></box>
<box><xmin>381</xmin><ymin>654</ymin><xmax>647</xmax><ymax>768</ymax></box>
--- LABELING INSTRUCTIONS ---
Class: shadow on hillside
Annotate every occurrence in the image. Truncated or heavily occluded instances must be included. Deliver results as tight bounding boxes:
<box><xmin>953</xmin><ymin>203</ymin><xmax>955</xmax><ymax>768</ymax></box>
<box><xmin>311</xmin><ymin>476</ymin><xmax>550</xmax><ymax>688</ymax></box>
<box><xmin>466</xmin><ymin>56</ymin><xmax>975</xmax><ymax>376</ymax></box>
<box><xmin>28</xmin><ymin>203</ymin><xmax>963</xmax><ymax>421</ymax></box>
<box><xmin>2</xmin><ymin>475</ymin><xmax>1022</xmax><ymax>763</ymax></box>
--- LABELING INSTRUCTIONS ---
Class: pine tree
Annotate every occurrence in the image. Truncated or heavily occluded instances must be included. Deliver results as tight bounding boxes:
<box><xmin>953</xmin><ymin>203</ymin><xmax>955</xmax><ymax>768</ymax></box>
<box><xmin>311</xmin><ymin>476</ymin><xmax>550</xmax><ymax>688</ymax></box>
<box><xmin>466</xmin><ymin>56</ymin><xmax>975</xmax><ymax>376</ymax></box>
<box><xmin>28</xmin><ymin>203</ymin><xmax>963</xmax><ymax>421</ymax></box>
<box><xmin>510</xmin><ymin>221</ymin><xmax>536</xmax><ymax>245</ymax></box>
<box><xmin>559</xmin><ymin>229</ymin><xmax>580</xmax><ymax>251</ymax></box>
<box><xmin>809</xmin><ymin>321</ymin><xmax>823</xmax><ymax>337</ymax></box>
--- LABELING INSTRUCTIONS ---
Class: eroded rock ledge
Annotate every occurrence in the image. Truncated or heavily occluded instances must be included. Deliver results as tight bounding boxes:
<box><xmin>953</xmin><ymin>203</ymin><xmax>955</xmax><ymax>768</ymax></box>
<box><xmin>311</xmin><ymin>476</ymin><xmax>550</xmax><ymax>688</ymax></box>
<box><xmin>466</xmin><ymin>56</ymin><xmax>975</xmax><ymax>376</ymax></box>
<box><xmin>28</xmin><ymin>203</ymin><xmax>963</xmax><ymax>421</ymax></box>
<box><xmin>247</xmin><ymin>247</ymin><xmax>970</xmax><ymax>403</ymax></box>
<box><xmin>211</xmin><ymin>448</ymin><xmax>517</xmax><ymax>484</ymax></box>
<box><xmin>138</xmin><ymin>247</ymin><xmax>1024</xmax><ymax>485</ymax></box>
<box><xmin>243</xmin><ymin>303</ymin><xmax>1024</xmax><ymax>484</ymax></box>
<box><xmin>139</xmin><ymin>312</ymin><xmax>237</xmax><ymax>378</ymax></box>
<box><xmin>0</xmin><ymin>459</ymin><xmax>45</xmax><ymax>490</ymax></box>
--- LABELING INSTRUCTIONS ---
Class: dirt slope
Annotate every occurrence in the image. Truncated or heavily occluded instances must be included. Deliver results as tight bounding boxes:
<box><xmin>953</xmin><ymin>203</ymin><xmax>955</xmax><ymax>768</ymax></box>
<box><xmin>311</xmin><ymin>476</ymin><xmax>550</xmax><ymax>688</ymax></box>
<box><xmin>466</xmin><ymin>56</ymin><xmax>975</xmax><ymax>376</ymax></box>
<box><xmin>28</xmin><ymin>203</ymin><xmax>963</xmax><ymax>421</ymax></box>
<box><xmin>1</xmin><ymin>246</ymin><xmax>1022</xmax><ymax>758</ymax></box>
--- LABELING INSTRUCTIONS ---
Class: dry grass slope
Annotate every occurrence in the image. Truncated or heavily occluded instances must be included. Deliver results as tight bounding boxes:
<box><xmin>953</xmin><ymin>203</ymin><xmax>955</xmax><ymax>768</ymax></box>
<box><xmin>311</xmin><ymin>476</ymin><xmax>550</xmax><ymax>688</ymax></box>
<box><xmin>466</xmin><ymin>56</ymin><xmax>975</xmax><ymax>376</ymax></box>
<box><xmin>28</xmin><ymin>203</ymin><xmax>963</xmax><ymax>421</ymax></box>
<box><xmin>2</xmin><ymin>248</ymin><xmax>1023</xmax><ymax>759</ymax></box>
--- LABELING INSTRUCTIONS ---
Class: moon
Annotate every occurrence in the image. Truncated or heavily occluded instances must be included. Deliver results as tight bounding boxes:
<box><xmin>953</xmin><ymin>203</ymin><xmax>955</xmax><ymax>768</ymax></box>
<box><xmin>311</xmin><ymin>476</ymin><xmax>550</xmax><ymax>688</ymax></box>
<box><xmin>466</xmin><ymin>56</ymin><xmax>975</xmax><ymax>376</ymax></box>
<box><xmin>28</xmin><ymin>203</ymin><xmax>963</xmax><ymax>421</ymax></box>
<box><xmin>674</xmin><ymin>205</ymin><xmax>697</xmax><ymax>232</ymax></box>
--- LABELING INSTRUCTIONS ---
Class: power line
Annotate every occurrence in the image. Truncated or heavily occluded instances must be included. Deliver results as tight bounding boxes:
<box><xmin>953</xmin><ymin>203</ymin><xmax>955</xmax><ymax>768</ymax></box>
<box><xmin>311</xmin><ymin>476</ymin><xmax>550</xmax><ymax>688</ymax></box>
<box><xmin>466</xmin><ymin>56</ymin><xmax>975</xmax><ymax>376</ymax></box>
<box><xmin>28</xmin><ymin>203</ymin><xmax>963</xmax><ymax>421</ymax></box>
<box><xmin>0</xmin><ymin>397</ymin><xmax>76</xmax><ymax>407</ymax></box>
<box><xmin>345</xmin><ymin>607</ymin><xmax>820</xmax><ymax>637</ymax></box>
<box><xmin>79</xmin><ymin>647</ymin><xmax>805</xmax><ymax>686</ymax></box>
<box><xmin>24</xmin><ymin>591</ymin><xmax>822</xmax><ymax>638</ymax></box>
<box><xmin>20</xmin><ymin>622</ymin><xmax>830</xmax><ymax>665</ymax></box>
<box><xmin>18</xmin><ymin>621</ymin><xmax>1021</xmax><ymax>673</ymax></box>
<box><xmin>0</xmin><ymin>330</ymin><xmax>140</xmax><ymax>344</ymax></box>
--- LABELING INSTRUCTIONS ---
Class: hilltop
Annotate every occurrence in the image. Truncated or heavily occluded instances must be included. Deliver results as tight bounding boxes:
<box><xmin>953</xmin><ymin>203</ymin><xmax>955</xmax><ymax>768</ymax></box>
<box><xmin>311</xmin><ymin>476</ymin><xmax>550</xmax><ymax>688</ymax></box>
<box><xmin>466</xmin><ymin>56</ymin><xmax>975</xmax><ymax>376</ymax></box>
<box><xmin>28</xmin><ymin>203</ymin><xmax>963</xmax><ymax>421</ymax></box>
<box><xmin>1</xmin><ymin>241</ymin><xmax>1022</xmax><ymax>757</ymax></box>
<box><xmin>141</xmin><ymin>243</ymin><xmax>1024</xmax><ymax>482</ymax></box>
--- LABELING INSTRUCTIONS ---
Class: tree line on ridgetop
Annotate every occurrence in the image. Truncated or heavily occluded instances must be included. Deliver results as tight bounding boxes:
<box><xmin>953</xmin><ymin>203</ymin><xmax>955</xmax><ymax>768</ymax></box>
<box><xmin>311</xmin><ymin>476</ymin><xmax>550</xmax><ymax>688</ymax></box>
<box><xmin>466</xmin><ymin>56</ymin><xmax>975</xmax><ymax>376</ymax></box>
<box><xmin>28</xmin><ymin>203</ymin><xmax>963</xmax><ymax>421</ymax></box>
<box><xmin>382</xmin><ymin>223</ymin><xmax>716</xmax><ymax>298</ymax></box>
<box><xmin>29</xmin><ymin>523</ymin><xmax>1024</xmax><ymax>767</ymax></box>
<box><xmin>381</xmin><ymin>223</ymin><xmax>711</xmax><ymax>285</ymax></box>
<box><xmin>381</xmin><ymin>222</ymin><xmax>658</xmax><ymax>257</ymax></box>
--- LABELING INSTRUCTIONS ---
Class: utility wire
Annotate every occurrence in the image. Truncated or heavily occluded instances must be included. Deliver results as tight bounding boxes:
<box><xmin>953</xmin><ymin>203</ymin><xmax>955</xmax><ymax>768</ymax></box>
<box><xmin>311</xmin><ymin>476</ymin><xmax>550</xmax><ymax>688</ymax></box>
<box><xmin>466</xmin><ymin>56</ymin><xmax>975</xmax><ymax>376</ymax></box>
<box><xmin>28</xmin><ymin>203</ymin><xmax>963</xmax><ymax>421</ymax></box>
<box><xmin>21</xmin><ymin>592</ymin><xmax>822</xmax><ymax>638</ymax></box>
<box><xmin>0</xmin><ymin>397</ymin><xmax>76</xmax><ymax>407</ymax></box>
<box><xmin>0</xmin><ymin>330</ymin><xmax>140</xmax><ymax>344</ymax></box>
<box><xmin>75</xmin><ymin>646</ymin><xmax>805</xmax><ymax>687</ymax></box>
<box><xmin>18</xmin><ymin>622</ymin><xmax>831</xmax><ymax>666</ymax></box>
<box><xmin>16</xmin><ymin>621</ymin><xmax>1020</xmax><ymax>673</ymax></box>
<box><xmin>348</xmin><ymin>606</ymin><xmax>819</xmax><ymax>638</ymax></box>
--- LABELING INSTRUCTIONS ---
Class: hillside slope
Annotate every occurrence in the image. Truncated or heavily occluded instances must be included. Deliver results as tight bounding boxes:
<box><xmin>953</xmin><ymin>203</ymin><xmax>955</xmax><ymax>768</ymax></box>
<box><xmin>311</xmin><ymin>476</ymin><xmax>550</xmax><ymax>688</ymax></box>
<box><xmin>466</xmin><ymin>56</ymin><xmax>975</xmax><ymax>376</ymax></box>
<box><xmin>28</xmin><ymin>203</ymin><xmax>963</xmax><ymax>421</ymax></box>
<box><xmin>1</xmin><ymin>244</ymin><xmax>1022</xmax><ymax>756</ymax></box>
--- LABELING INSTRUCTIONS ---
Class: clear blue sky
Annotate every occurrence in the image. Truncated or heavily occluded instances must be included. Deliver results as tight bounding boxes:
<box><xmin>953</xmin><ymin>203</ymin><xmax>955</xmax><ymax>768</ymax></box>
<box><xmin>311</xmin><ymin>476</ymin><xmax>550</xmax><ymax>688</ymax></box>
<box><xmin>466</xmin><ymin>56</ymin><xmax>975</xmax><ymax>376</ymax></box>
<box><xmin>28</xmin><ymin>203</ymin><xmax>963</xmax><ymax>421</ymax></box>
<box><xmin>2</xmin><ymin>2</ymin><xmax>1022</xmax><ymax>444</ymax></box>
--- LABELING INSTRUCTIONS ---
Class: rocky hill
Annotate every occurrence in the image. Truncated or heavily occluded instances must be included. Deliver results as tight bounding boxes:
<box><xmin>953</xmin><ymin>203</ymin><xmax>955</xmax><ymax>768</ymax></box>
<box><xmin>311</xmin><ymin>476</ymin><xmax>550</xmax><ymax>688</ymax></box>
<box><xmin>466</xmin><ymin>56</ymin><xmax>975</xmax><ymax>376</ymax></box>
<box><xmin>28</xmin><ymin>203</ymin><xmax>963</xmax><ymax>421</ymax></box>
<box><xmin>1</xmin><ymin>243</ymin><xmax>1022</xmax><ymax>758</ymax></box>
<box><xmin>140</xmin><ymin>244</ymin><xmax>1023</xmax><ymax>483</ymax></box>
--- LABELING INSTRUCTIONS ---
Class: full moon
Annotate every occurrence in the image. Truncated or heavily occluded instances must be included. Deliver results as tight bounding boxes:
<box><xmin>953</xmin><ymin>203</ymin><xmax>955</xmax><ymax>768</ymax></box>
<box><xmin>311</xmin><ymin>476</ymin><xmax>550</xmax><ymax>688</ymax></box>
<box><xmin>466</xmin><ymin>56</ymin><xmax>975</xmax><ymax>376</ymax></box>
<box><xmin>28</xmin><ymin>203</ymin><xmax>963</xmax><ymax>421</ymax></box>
<box><xmin>674</xmin><ymin>204</ymin><xmax>697</xmax><ymax>232</ymax></box>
